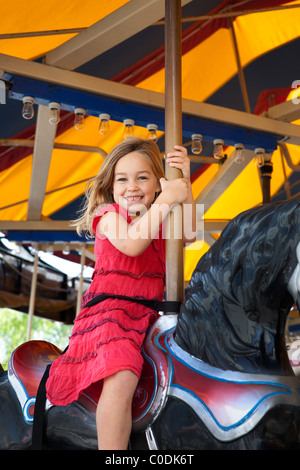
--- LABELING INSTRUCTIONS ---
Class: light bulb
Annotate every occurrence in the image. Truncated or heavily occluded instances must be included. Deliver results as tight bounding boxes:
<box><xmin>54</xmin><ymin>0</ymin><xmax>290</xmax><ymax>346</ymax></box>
<box><xmin>234</xmin><ymin>143</ymin><xmax>245</xmax><ymax>164</ymax></box>
<box><xmin>123</xmin><ymin>119</ymin><xmax>135</xmax><ymax>139</ymax></box>
<box><xmin>48</xmin><ymin>102</ymin><xmax>60</xmax><ymax>125</ymax></box>
<box><xmin>255</xmin><ymin>148</ymin><xmax>265</xmax><ymax>167</ymax></box>
<box><xmin>46</xmin><ymin>243</ymin><xmax>54</xmax><ymax>253</ymax></box>
<box><xmin>191</xmin><ymin>134</ymin><xmax>203</xmax><ymax>155</ymax></box>
<box><xmin>74</xmin><ymin>107</ymin><xmax>86</xmax><ymax>130</ymax></box>
<box><xmin>62</xmin><ymin>244</ymin><xmax>70</xmax><ymax>255</ymax></box>
<box><xmin>99</xmin><ymin>113</ymin><xmax>110</xmax><ymax>135</ymax></box>
<box><xmin>213</xmin><ymin>138</ymin><xmax>224</xmax><ymax>160</ymax></box>
<box><xmin>146</xmin><ymin>124</ymin><xmax>158</xmax><ymax>142</ymax></box>
<box><xmin>22</xmin><ymin>96</ymin><xmax>34</xmax><ymax>120</ymax></box>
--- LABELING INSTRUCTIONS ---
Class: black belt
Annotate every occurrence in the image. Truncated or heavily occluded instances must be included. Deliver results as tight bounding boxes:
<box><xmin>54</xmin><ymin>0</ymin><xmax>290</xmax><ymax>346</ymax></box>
<box><xmin>84</xmin><ymin>293</ymin><xmax>182</xmax><ymax>313</ymax></box>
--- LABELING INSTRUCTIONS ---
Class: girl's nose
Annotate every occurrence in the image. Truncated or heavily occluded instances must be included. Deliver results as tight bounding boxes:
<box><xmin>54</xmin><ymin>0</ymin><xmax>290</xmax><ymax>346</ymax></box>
<box><xmin>127</xmin><ymin>181</ymin><xmax>139</xmax><ymax>191</ymax></box>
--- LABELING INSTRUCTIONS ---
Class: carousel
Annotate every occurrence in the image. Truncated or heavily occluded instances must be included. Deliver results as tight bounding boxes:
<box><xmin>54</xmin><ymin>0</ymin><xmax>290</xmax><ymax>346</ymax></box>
<box><xmin>1</xmin><ymin>0</ymin><xmax>300</xmax><ymax>450</ymax></box>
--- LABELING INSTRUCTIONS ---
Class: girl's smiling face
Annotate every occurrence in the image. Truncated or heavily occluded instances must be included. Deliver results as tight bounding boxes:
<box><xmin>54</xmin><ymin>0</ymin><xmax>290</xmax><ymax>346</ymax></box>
<box><xmin>112</xmin><ymin>151</ymin><xmax>161</xmax><ymax>217</ymax></box>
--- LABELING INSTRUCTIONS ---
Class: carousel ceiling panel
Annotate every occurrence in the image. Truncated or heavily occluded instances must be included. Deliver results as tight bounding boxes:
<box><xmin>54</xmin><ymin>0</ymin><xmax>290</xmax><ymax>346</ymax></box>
<box><xmin>0</xmin><ymin>0</ymin><xmax>130</xmax><ymax>60</ymax></box>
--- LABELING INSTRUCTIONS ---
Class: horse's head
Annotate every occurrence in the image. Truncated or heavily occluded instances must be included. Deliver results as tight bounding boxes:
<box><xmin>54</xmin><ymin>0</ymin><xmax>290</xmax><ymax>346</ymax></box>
<box><xmin>176</xmin><ymin>197</ymin><xmax>300</xmax><ymax>375</ymax></box>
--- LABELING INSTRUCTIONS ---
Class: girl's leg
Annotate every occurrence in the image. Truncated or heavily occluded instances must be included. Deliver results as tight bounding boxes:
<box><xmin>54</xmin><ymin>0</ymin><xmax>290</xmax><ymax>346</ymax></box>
<box><xmin>96</xmin><ymin>369</ymin><xmax>139</xmax><ymax>450</ymax></box>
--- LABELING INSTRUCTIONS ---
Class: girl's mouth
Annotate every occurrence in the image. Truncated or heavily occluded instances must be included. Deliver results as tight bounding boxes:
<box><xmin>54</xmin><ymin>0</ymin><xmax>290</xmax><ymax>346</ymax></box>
<box><xmin>125</xmin><ymin>196</ymin><xmax>143</xmax><ymax>202</ymax></box>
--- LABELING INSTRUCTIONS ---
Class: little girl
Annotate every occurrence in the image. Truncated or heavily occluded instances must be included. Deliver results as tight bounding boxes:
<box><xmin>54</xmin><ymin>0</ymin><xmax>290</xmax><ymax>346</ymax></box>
<box><xmin>46</xmin><ymin>137</ymin><xmax>195</xmax><ymax>450</ymax></box>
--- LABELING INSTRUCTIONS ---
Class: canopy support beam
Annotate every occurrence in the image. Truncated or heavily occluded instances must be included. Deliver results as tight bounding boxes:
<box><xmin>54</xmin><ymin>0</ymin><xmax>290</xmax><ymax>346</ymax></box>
<box><xmin>164</xmin><ymin>0</ymin><xmax>184</xmax><ymax>310</ymax></box>
<box><xmin>26</xmin><ymin>245</ymin><xmax>39</xmax><ymax>340</ymax></box>
<box><xmin>45</xmin><ymin>0</ymin><xmax>192</xmax><ymax>70</ymax></box>
<box><xmin>0</xmin><ymin>219</ymin><xmax>228</xmax><ymax>234</ymax></box>
<box><xmin>228</xmin><ymin>17</ymin><xmax>251</xmax><ymax>113</ymax></box>
<box><xmin>195</xmin><ymin>148</ymin><xmax>255</xmax><ymax>211</ymax></box>
<box><xmin>27</xmin><ymin>105</ymin><xmax>58</xmax><ymax>221</ymax></box>
<box><xmin>2</xmin><ymin>54</ymin><xmax>300</xmax><ymax>146</ymax></box>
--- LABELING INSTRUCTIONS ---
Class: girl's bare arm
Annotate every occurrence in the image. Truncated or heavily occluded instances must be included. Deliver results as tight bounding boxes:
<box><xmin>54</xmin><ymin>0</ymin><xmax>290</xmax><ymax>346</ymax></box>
<box><xmin>97</xmin><ymin>177</ymin><xmax>189</xmax><ymax>257</ymax></box>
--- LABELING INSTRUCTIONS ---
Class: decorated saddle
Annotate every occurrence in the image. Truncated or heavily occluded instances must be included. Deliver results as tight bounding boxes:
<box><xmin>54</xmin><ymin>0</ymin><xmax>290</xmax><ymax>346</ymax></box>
<box><xmin>132</xmin><ymin>316</ymin><xmax>300</xmax><ymax>446</ymax></box>
<box><xmin>7</xmin><ymin>316</ymin><xmax>300</xmax><ymax>447</ymax></box>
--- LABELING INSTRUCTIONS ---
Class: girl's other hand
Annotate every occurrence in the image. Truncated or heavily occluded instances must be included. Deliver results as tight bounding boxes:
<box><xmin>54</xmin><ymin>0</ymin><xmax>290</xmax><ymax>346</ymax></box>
<box><xmin>165</xmin><ymin>145</ymin><xmax>190</xmax><ymax>179</ymax></box>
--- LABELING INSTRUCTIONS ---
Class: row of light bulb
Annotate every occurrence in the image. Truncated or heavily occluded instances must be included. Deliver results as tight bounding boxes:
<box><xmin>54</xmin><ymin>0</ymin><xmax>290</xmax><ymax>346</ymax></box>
<box><xmin>21</xmin><ymin>97</ymin><xmax>267</xmax><ymax>165</ymax></box>
<box><xmin>21</xmin><ymin>97</ymin><xmax>159</xmax><ymax>141</ymax></box>
<box><xmin>191</xmin><ymin>134</ymin><xmax>266</xmax><ymax>166</ymax></box>
<box><xmin>191</xmin><ymin>134</ymin><xmax>229</xmax><ymax>161</ymax></box>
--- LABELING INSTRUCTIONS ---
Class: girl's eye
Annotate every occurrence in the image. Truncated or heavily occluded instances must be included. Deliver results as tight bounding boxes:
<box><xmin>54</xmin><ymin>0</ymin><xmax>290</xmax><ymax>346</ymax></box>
<box><xmin>117</xmin><ymin>178</ymin><xmax>126</xmax><ymax>182</ymax></box>
<box><xmin>138</xmin><ymin>176</ymin><xmax>148</xmax><ymax>180</ymax></box>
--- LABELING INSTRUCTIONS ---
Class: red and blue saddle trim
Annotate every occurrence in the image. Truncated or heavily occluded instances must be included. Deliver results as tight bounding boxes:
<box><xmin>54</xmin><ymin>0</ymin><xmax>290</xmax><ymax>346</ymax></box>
<box><xmin>132</xmin><ymin>316</ymin><xmax>300</xmax><ymax>442</ymax></box>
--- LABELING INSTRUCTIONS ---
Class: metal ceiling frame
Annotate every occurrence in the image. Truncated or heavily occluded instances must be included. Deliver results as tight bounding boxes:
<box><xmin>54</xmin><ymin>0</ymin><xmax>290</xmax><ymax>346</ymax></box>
<box><xmin>1</xmin><ymin>0</ymin><xmax>300</xmax><ymax>241</ymax></box>
<box><xmin>2</xmin><ymin>53</ymin><xmax>300</xmax><ymax>144</ymax></box>
<box><xmin>44</xmin><ymin>0</ymin><xmax>192</xmax><ymax>71</ymax></box>
<box><xmin>1</xmin><ymin>52</ymin><xmax>300</xmax><ymax>239</ymax></box>
<box><xmin>27</xmin><ymin>104</ymin><xmax>58</xmax><ymax>221</ymax></box>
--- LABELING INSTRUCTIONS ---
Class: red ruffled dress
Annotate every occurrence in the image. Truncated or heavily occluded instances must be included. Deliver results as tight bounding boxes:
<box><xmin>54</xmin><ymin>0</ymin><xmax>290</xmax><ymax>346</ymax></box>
<box><xmin>46</xmin><ymin>203</ymin><xmax>165</xmax><ymax>406</ymax></box>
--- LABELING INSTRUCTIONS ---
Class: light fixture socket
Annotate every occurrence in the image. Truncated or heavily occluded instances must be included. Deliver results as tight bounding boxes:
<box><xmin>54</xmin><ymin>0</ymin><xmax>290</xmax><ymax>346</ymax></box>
<box><xmin>74</xmin><ymin>107</ymin><xmax>86</xmax><ymax>116</ymax></box>
<box><xmin>123</xmin><ymin>118</ymin><xmax>135</xmax><ymax>127</ymax></box>
<box><xmin>99</xmin><ymin>113</ymin><xmax>110</xmax><ymax>121</ymax></box>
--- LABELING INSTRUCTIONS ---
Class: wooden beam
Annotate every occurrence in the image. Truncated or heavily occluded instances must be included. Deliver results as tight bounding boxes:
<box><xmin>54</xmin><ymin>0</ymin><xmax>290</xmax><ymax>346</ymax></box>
<box><xmin>0</xmin><ymin>220</ymin><xmax>75</xmax><ymax>230</ymax></box>
<box><xmin>0</xmin><ymin>219</ymin><xmax>228</xmax><ymax>233</ymax></box>
<box><xmin>195</xmin><ymin>148</ymin><xmax>255</xmax><ymax>210</ymax></box>
<box><xmin>266</xmin><ymin>99</ymin><xmax>300</xmax><ymax>123</ymax></box>
<box><xmin>26</xmin><ymin>247</ymin><xmax>39</xmax><ymax>340</ymax></box>
<box><xmin>228</xmin><ymin>16</ymin><xmax>251</xmax><ymax>113</ymax></box>
<box><xmin>1</xmin><ymin>53</ymin><xmax>300</xmax><ymax>145</ymax></box>
<box><xmin>27</xmin><ymin>105</ymin><xmax>58</xmax><ymax>221</ymax></box>
<box><xmin>45</xmin><ymin>0</ymin><xmax>192</xmax><ymax>70</ymax></box>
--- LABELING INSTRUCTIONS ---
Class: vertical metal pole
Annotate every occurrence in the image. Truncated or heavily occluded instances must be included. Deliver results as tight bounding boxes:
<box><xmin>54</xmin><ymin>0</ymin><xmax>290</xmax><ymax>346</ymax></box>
<box><xmin>229</xmin><ymin>17</ymin><xmax>251</xmax><ymax>113</ymax></box>
<box><xmin>259</xmin><ymin>160</ymin><xmax>273</xmax><ymax>204</ymax></box>
<box><xmin>164</xmin><ymin>0</ymin><xmax>184</xmax><ymax>309</ymax></box>
<box><xmin>27</xmin><ymin>245</ymin><xmax>39</xmax><ymax>341</ymax></box>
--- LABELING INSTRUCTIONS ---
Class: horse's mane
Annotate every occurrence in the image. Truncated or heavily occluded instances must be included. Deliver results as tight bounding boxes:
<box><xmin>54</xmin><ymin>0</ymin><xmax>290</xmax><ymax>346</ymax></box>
<box><xmin>175</xmin><ymin>197</ymin><xmax>300</xmax><ymax>373</ymax></box>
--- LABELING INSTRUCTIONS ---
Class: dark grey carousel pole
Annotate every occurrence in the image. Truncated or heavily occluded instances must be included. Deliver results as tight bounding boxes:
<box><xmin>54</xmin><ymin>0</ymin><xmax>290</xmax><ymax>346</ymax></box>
<box><xmin>255</xmin><ymin>149</ymin><xmax>273</xmax><ymax>204</ymax></box>
<box><xmin>260</xmin><ymin>160</ymin><xmax>273</xmax><ymax>204</ymax></box>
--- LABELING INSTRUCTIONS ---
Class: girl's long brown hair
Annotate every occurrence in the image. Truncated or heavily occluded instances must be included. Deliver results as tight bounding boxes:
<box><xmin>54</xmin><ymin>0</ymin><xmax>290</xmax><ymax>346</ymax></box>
<box><xmin>74</xmin><ymin>137</ymin><xmax>165</xmax><ymax>237</ymax></box>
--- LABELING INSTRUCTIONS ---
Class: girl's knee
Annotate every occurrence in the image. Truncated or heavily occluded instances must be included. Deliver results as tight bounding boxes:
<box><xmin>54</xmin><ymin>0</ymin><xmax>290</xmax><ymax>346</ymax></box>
<box><xmin>102</xmin><ymin>370</ymin><xmax>138</xmax><ymax>399</ymax></box>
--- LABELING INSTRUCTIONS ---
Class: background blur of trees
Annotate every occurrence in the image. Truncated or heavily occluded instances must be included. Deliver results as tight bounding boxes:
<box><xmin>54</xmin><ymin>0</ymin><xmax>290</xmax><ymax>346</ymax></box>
<box><xmin>0</xmin><ymin>308</ymin><xmax>72</xmax><ymax>370</ymax></box>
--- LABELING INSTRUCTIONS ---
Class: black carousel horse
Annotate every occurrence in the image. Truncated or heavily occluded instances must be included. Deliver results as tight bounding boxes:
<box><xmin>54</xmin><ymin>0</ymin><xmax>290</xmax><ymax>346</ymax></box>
<box><xmin>1</xmin><ymin>197</ymin><xmax>300</xmax><ymax>450</ymax></box>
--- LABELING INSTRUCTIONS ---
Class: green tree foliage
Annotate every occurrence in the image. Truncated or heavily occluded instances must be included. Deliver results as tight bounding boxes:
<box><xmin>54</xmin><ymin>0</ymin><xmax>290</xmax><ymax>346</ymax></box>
<box><xmin>0</xmin><ymin>308</ymin><xmax>72</xmax><ymax>370</ymax></box>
